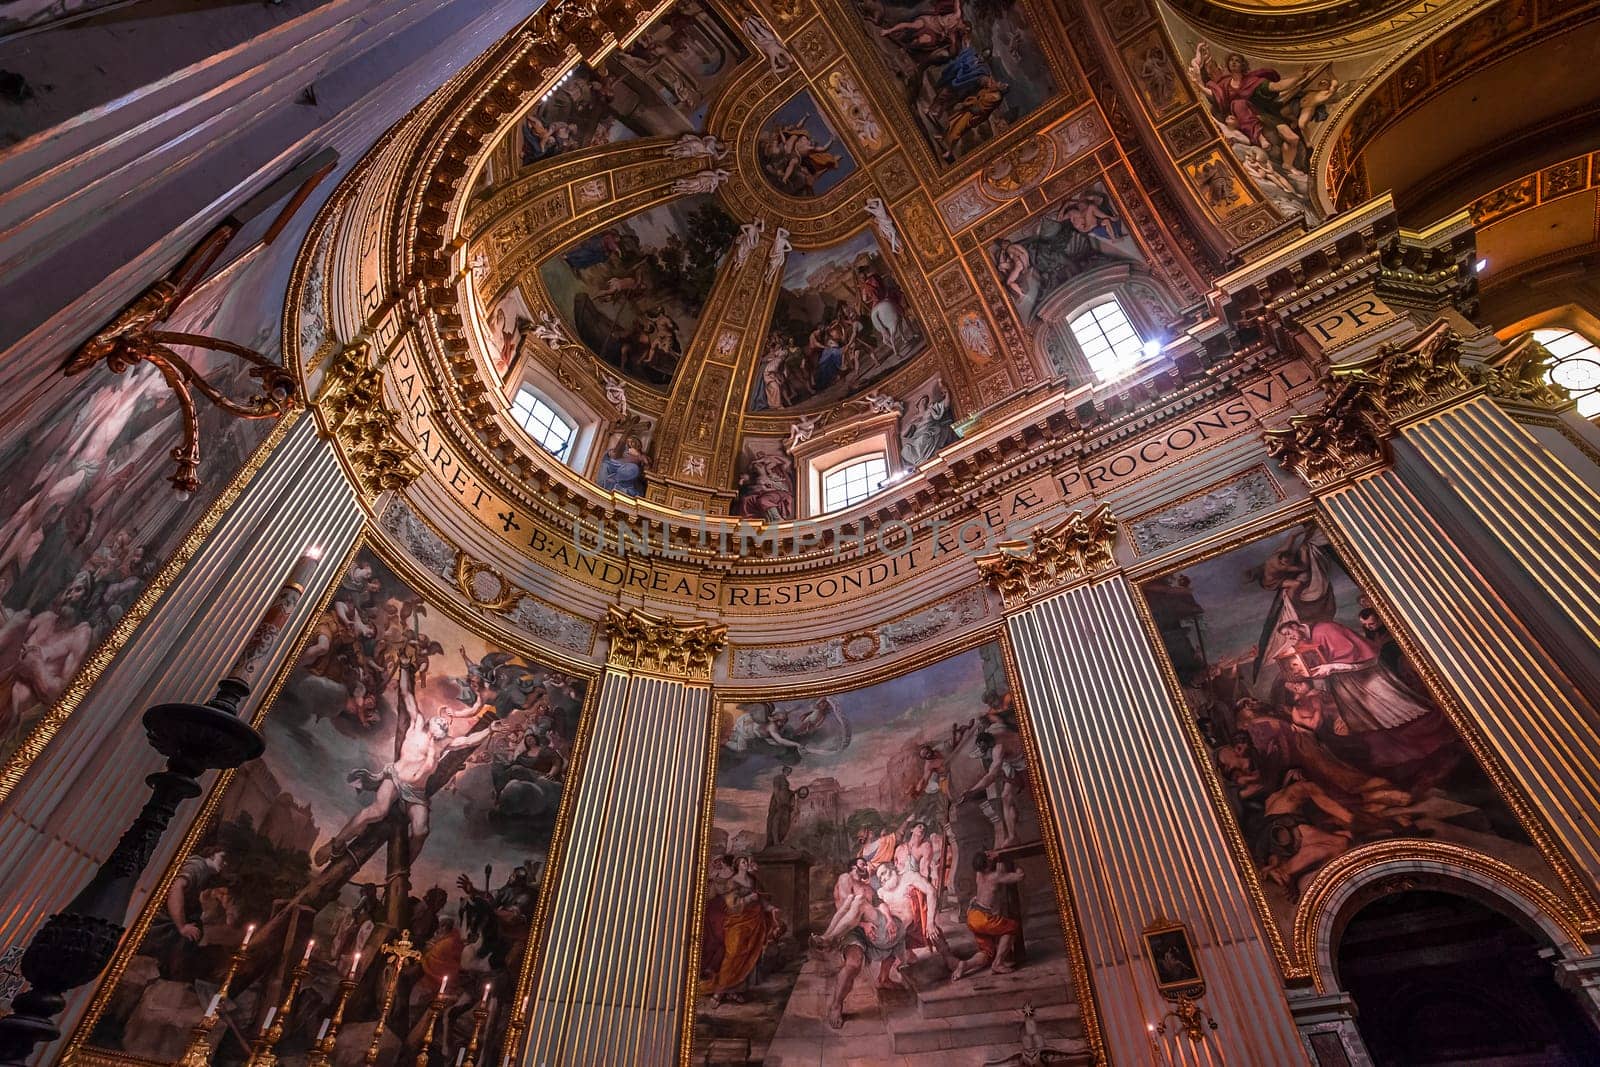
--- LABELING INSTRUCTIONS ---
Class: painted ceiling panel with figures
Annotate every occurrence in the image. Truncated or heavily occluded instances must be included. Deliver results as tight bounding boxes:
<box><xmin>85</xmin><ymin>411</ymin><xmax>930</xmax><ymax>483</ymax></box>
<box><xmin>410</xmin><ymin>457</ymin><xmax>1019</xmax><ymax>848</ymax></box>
<box><xmin>453</xmin><ymin>0</ymin><xmax>1468</xmax><ymax>517</ymax></box>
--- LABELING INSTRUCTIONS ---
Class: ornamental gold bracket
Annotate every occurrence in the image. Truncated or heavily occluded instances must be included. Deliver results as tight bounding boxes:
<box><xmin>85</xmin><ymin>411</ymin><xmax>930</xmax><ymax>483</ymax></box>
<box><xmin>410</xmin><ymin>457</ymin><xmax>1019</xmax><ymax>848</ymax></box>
<box><xmin>977</xmin><ymin>503</ymin><xmax>1119</xmax><ymax>610</ymax></box>
<box><xmin>314</xmin><ymin>339</ymin><xmax>422</xmax><ymax>496</ymax></box>
<box><xmin>66</xmin><ymin>233</ymin><xmax>298</xmax><ymax>496</ymax></box>
<box><xmin>603</xmin><ymin>605</ymin><xmax>727</xmax><ymax>681</ymax></box>
<box><xmin>1262</xmin><ymin>369</ymin><xmax>1391</xmax><ymax>491</ymax></box>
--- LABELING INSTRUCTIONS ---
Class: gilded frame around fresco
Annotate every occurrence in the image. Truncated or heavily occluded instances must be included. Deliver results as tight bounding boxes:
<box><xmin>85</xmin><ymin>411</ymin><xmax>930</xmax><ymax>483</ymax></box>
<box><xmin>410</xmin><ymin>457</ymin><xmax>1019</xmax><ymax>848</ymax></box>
<box><xmin>61</xmin><ymin>529</ymin><xmax>606</xmax><ymax>1066</ymax></box>
<box><xmin>674</xmin><ymin>623</ymin><xmax>1108</xmax><ymax>1066</ymax></box>
<box><xmin>1124</xmin><ymin>501</ymin><xmax>1600</xmax><ymax>981</ymax></box>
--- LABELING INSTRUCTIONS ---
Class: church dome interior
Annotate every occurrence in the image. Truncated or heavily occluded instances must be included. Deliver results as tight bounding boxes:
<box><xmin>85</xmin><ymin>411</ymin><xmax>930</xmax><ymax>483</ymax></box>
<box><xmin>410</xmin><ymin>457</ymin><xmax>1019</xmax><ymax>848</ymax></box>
<box><xmin>0</xmin><ymin>0</ymin><xmax>1598</xmax><ymax>1063</ymax></box>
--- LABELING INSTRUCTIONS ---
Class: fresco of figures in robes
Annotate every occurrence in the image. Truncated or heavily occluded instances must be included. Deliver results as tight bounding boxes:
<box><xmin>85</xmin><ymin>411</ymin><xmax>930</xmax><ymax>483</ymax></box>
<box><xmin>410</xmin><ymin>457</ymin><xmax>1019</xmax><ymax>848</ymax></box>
<box><xmin>516</xmin><ymin>0</ymin><xmax>747</xmax><ymax>166</ymax></box>
<box><xmin>847</xmin><ymin>0</ymin><xmax>1056</xmax><ymax>163</ymax></box>
<box><xmin>1139</xmin><ymin>522</ymin><xmax>1551</xmax><ymax>934</ymax></box>
<box><xmin>0</xmin><ymin>255</ymin><xmax>285</xmax><ymax>776</ymax></box>
<box><xmin>79</xmin><ymin>548</ymin><xmax>587</xmax><ymax>1066</ymax></box>
<box><xmin>692</xmin><ymin>642</ymin><xmax>1090</xmax><ymax>1065</ymax></box>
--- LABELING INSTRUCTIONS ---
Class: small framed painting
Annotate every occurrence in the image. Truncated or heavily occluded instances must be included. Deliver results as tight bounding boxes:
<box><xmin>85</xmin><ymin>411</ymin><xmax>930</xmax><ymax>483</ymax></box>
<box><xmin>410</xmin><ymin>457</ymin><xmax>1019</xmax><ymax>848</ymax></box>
<box><xmin>1143</xmin><ymin>918</ymin><xmax>1204</xmax><ymax>997</ymax></box>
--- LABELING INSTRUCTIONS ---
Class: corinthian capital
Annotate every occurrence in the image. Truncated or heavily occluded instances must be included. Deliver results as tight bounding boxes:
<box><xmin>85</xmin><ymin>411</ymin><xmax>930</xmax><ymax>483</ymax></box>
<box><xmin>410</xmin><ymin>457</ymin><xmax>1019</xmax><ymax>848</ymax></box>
<box><xmin>1262</xmin><ymin>371</ymin><xmax>1391</xmax><ymax>491</ymax></box>
<box><xmin>1344</xmin><ymin>323</ymin><xmax>1474</xmax><ymax>422</ymax></box>
<box><xmin>603</xmin><ymin>606</ymin><xmax>727</xmax><ymax>681</ymax></box>
<box><xmin>1470</xmin><ymin>333</ymin><xmax>1572</xmax><ymax>410</ymax></box>
<box><xmin>977</xmin><ymin>504</ymin><xmax>1119</xmax><ymax>610</ymax></box>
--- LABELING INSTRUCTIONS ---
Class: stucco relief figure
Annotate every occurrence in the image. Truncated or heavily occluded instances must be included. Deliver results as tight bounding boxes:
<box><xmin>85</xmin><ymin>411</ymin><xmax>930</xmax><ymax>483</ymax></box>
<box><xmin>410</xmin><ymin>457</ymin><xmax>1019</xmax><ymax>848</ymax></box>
<box><xmin>86</xmin><ymin>550</ymin><xmax>585</xmax><ymax>1066</ymax></box>
<box><xmin>735</xmin><ymin>217</ymin><xmax>765</xmax><ymax>267</ymax></box>
<box><xmin>1140</xmin><ymin>524</ymin><xmax>1540</xmax><ymax>930</ymax></box>
<box><xmin>668</xmin><ymin>132</ymin><xmax>728</xmax><ymax>160</ymax></box>
<box><xmin>865</xmin><ymin>196</ymin><xmax>903</xmax><ymax>254</ymax></box>
<box><xmin>672</xmin><ymin>167</ymin><xmax>731</xmax><ymax>195</ymax></box>
<box><xmin>741</xmin><ymin>13</ymin><xmax>793</xmax><ymax>76</ymax></box>
<box><xmin>766</xmin><ymin>226</ymin><xmax>793</xmax><ymax>280</ymax></box>
<box><xmin>696</xmin><ymin>645</ymin><xmax>1080</xmax><ymax>1060</ymax></box>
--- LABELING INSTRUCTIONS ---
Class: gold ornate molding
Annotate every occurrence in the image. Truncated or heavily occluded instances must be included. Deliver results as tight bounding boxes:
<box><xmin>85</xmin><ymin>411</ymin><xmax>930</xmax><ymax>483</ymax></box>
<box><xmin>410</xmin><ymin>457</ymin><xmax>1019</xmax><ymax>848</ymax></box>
<box><xmin>1472</xmin><ymin>334</ymin><xmax>1573</xmax><ymax>411</ymax></box>
<box><xmin>602</xmin><ymin>606</ymin><xmax>727</xmax><ymax>680</ymax></box>
<box><xmin>977</xmin><ymin>504</ymin><xmax>1119</xmax><ymax>610</ymax></box>
<box><xmin>314</xmin><ymin>340</ymin><xmax>422</xmax><ymax>495</ymax></box>
<box><xmin>1262</xmin><ymin>370</ymin><xmax>1391</xmax><ymax>491</ymax></box>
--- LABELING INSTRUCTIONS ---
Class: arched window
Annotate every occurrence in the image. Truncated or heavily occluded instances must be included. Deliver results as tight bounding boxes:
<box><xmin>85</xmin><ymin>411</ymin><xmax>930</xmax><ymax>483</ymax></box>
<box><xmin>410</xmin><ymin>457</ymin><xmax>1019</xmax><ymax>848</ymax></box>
<box><xmin>820</xmin><ymin>453</ymin><xmax>889</xmax><ymax>513</ymax></box>
<box><xmin>1068</xmin><ymin>297</ymin><xmax>1146</xmax><ymax>382</ymax></box>
<box><xmin>510</xmin><ymin>386</ymin><xmax>577</xmax><ymax>460</ymax></box>
<box><xmin>1533</xmin><ymin>328</ymin><xmax>1600</xmax><ymax>418</ymax></box>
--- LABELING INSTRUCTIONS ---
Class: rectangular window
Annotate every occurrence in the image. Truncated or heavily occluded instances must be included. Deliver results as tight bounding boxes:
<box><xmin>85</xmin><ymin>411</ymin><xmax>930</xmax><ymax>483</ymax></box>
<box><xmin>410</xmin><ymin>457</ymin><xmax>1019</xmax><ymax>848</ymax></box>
<box><xmin>1070</xmin><ymin>298</ymin><xmax>1145</xmax><ymax>383</ymax></box>
<box><xmin>510</xmin><ymin>386</ymin><xmax>576</xmax><ymax>461</ymax></box>
<box><xmin>821</xmin><ymin>453</ymin><xmax>889</xmax><ymax>513</ymax></box>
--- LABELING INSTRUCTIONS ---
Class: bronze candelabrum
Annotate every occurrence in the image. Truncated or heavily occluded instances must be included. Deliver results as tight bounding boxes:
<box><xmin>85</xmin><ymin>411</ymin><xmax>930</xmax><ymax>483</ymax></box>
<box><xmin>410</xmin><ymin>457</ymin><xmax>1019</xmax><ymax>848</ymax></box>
<box><xmin>177</xmin><ymin>926</ymin><xmax>256</xmax><ymax>1066</ymax></box>
<box><xmin>305</xmin><ymin>953</ymin><xmax>363</xmax><ymax>1067</ymax></box>
<box><xmin>413</xmin><ymin>982</ymin><xmax>450</xmax><ymax>1067</ymax></box>
<box><xmin>244</xmin><ymin>942</ymin><xmax>314</xmax><ymax>1067</ymax></box>
<box><xmin>460</xmin><ymin>985</ymin><xmax>492</xmax><ymax>1067</ymax></box>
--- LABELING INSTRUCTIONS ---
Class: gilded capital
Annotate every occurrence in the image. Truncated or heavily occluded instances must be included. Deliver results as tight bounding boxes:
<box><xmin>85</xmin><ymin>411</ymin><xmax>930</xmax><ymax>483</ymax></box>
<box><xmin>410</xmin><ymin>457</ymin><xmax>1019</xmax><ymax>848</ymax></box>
<box><xmin>1342</xmin><ymin>323</ymin><xmax>1474</xmax><ymax>422</ymax></box>
<box><xmin>1470</xmin><ymin>334</ymin><xmax>1572</xmax><ymax>410</ymax></box>
<box><xmin>1262</xmin><ymin>371</ymin><xmax>1391</xmax><ymax>491</ymax></box>
<box><xmin>977</xmin><ymin>504</ymin><xmax>1119</xmax><ymax>610</ymax></box>
<box><xmin>316</xmin><ymin>340</ymin><xmax>423</xmax><ymax>496</ymax></box>
<box><xmin>603</xmin><ymin>606</ymin><xmax>728</xmax><ymax>681</ymax></box>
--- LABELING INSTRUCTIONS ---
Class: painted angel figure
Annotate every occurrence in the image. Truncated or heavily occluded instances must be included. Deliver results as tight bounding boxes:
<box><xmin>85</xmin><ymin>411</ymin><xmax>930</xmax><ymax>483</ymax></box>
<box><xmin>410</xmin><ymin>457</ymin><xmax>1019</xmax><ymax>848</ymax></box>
<box><xmin>601</xmin><ymin>373</ymin><xmax>628</xmax><ymax>418</ymax></box>
<box><xmin>741</xmin><ymin>14</ymin><xmax>793</xmax><ymax>77</ymax></box>
<box><xmin>783</xmin><ymin>411</ymin><xmax>823</xmax><ymax>453</ymax></box>
<box><xmin>864</xmin><ymin>197</ymin><xmax>902</xmax><ymax>255</ymax></box>
<box><xmin>672</xmin><ymin>167</ymin><xmax>731</xmax><ymax>195</ymax></box>
<box><xmin>724</xmin><ymin>698</ymin><xmax>851</xmax><ymax>759</ymax></box>
<box><xmin>735</xmin><ymin>217</ymin><xmax>766</xmax><ymax>268</ymax></box>
<box><xmin>668</xmin><ymin>132</ymin><xmax>727</xmax><ymax>160</ymax></box>
<box><xmin>767</xmin><ymin>227</ymin><xmax>792</xmax><ymax>281</ymax></box>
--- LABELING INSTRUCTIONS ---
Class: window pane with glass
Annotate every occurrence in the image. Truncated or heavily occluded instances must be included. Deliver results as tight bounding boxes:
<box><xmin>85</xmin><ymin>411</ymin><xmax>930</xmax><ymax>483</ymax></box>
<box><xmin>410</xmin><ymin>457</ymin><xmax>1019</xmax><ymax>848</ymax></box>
<box><xmin>1069</xmin><ymin>298</ymin><xmax>1144</xmax><ymax>383</ymax></box>
<box><xmin>510</xmin><ymin>386</ymin><xmax>576</xmax><ymax>460</ymax></box>
<box><xmin>821</xmin><ymin>453</ymin><xmax>889</xmax><ymax>513</ymax></box>
<box><xmin>1533</xmin><ymin>328</ymin><xmax>1600</xmax><ymax>418</ymax></box>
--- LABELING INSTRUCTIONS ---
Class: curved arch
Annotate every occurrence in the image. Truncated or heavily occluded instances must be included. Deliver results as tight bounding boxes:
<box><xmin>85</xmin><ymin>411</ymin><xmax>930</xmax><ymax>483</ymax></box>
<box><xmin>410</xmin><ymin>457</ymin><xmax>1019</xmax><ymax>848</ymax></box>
<box><xmin>1295</xmin><ymin>840</ymin><xmax>1590</xmax><ymax>994</ymax></box>
<box><xmin>1031</xmin><ymin>262</ymin><xmax>1179</xmax><ymax>386</ymax></box>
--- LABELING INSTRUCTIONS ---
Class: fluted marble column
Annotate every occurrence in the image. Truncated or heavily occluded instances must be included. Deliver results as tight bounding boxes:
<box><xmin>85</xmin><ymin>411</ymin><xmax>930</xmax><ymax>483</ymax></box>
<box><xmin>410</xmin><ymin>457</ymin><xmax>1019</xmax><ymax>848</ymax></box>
<box><xmin>1265</xmin><ymin>331</ymin><xmax>1600</xmax><ymax>893</ymax></box>
<box><xmin>525</xmin><ymin>609</ymin><xmax>726</xmax><ymax>1067</ymax></box>
<box><xmin>984</xmin><ymin>509</ymin><xmax>1309</xmax><ymax>1067</ymax></box>
<box><xmin>0</xmin><ymin>415</ymin><xmax>363</xmax><ymax>1056</ymax></box>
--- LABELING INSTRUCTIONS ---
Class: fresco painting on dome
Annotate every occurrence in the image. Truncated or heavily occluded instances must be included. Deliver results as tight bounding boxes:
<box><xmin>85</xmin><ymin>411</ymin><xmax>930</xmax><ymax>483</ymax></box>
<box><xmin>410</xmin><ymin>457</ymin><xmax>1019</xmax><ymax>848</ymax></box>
<box><xmin>483</xmin><ymin>285</ymin><xmax>534</xmax><ymax>383</ymax></box>
<box><xmin>899</xmin><ymin>375</ymin><xmax>958</xmax><ymax>468</ymax></box>
<box><xmin>733</xmin><ymin>437</ymin><xmax>796</xmax><ymax>522</ymax></box>
<box><xmin>1139</xmin><ymin>522</ymin><xmax>1543</xmax><ymax>935</ymax></box>
<box><xmin>518</xmin><ymin>0</ymin><xmax>747</xmax><ymax>165</ymax></box>
<box><xmin>751</xmin><ymin>228</ymin><xmax>926</xmax><ymax>413</ymax></box>
<box><xmin>693</xmin><ymin>642</ymin><xmax>1087</xmax><ymax>1064</ymax></box>
<box><xmin>1163</xmin><ymin>17</ymin><xmax>1360</xmax><ymax>224</ymax></box>
<box><xmin>758</xmin><ymin>89</ymin><xmax>858</xmax><ymax>197</ymax></box>
<box><xmin>595</xmin><ymin>412</ymin><xmax>657</xmax><ymax>497</ymax></box>
<box><xmin>0</xmin><ymin>257</ymin><xmax>281</xmax><ymax>776</ymax></box>
<box><xmin>80</xmin><ymin>548</ymin><xmax>587</xmax><ymax>1066</ymax></box>
<box><xmin>990</xmin><ymin>181</ymin><xmax>1144</xmax><ymax>323</ymax></box>
<box><xmin>849</xmin><ymin>0</ymin><xmax>1057</xmax><ymax>163</ymax></box>
<box><xmin>538</xmin><ymin>194</ymin><xmax>738</xmax><ymax>387</ymax></box>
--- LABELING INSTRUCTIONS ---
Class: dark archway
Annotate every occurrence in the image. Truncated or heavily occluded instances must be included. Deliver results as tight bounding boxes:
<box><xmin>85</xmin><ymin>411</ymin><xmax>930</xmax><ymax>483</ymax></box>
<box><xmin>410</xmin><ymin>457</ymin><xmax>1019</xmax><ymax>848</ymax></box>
<box><xmin>1337</xmin><ymin>889</ymin><xmax>1600</xmax><ymax>1066</ymax></box>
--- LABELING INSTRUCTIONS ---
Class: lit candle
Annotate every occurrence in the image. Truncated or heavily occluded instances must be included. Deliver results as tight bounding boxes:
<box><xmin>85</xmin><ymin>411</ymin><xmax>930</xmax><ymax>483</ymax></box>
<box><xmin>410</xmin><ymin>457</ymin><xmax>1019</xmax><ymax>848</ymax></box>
<box><xmin>206</xmin><ymin>993</ymin><xmax>222</xmax><ymax>1017</ymax></box>
<box><xmin>243</xmin><ymin>923</ymin><xmax>257</xmax><ymax>946</ymax></box>
<box><xmin>439</xmin><ymin>975</ymin><xmax>449</xmax><ymax>995</ymax></box>
<box><xmin>482</xmin><ymin>981</ymin><xmax>492</xmax><ymax>1003</ymax></box>
<box><xmin>301</xmin><ymin>938</ymin><xmax>316</xmax><ymax>964</ymax></box>
<box><xmin>223</xmin><ymin>547</ymin><xmax>324</xmax><ymax>690</ymax></box>
<box><xmin>317</xmin><ymin>1019</ymin><xmax>331</xmax><ymax>1041</ymax></box>
<box><xmin>349</xmin><ymin>950</ymin><xmax>362</xmax><ymax>977</ymax></box>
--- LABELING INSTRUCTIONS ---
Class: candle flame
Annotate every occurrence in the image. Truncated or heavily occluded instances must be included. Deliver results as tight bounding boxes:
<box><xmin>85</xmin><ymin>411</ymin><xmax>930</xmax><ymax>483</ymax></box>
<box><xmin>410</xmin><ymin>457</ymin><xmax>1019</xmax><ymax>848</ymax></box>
<box><xmin>305</xmin><ymin>545</ymin><xmax>324</xmax><ymax>560</ymax></box>
<box><xmin>243</xmin><ymin>923</ymin><xmax>256</xmax><ymax>946</ymax></box>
